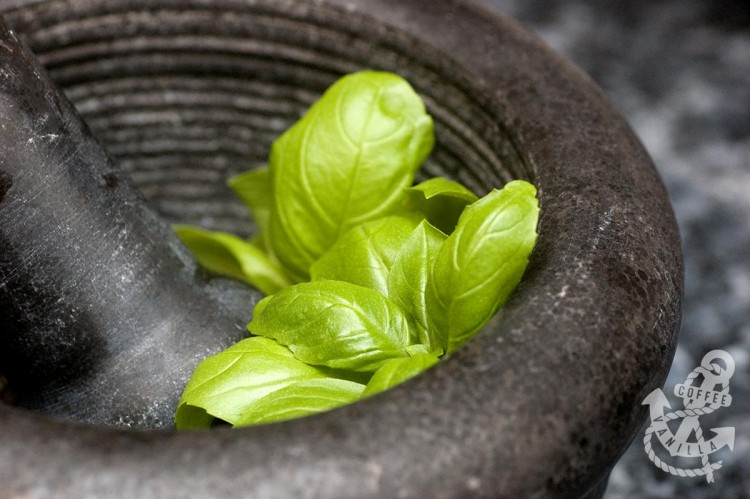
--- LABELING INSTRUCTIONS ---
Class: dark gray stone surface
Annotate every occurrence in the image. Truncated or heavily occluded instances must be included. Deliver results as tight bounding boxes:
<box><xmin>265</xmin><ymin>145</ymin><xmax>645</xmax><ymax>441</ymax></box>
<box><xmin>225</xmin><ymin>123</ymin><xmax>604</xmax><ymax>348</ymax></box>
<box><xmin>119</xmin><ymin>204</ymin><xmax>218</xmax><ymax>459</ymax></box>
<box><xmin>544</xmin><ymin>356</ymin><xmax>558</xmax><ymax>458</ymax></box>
<box><xmin>480</xmin><ymin>0</ymin><xmax>750</xmax><ymax>496</ymax></box>
<box><xmin>1</xmin><ymin>0</ymin><xmax>683</xmax><ymax>497</ymax></box>
<box><xmin>0</xmin><ymin>20</ymin><xmax>256</xmax><ymax>427</ymax></box>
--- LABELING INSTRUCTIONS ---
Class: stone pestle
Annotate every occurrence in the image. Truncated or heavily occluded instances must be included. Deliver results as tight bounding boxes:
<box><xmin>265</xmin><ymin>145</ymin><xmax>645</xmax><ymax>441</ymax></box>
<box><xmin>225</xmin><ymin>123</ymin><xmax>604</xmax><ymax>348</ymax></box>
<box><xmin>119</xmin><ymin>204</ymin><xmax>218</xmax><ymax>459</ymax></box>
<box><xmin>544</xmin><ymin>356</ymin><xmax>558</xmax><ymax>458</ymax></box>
<box><xmin>0</xmin><ymin>18</ymin><xmax>259</xmax><ymax>429</ymax></box>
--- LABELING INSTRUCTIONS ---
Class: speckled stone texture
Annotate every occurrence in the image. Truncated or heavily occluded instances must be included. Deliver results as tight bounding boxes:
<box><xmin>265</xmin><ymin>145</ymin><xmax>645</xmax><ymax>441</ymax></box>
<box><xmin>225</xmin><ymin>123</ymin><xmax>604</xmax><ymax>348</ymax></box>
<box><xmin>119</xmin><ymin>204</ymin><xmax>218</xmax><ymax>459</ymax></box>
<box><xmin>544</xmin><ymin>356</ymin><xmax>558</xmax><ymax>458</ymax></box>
<box><xmin>0</xmin><ymin>1</ymin><xmax>682</xmax><ymax>497</ymax></box>
<box><xmin>479</xmin><ymin>0</ymin><xmax>750</xmax><ymax>496</ymax></box>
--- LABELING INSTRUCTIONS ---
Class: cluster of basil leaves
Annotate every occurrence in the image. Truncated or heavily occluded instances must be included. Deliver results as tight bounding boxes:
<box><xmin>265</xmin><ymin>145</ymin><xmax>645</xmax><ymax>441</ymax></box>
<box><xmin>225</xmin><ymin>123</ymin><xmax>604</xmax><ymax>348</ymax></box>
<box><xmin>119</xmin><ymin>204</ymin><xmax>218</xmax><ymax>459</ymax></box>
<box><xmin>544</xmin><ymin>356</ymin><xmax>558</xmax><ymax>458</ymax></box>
<box><xmin>173</xmin><ymin>71</ymin><xmax>539</xmax><ymax>429</ymax></box>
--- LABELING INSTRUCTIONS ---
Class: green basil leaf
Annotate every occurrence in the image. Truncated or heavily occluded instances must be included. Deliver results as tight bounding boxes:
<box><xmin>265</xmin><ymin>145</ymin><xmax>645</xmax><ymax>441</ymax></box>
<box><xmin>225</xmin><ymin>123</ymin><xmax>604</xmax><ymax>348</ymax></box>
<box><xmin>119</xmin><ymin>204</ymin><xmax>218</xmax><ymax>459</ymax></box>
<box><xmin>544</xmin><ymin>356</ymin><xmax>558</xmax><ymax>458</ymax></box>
<box><xmin>404</xmin><ymin>344</ymin><xmax>433</xmax><ymax>356</ymax></box>
<box><xmin>249</xmin><ymin>280</ymin><xmax>413</xmax><ymax>371</ymax></box>
<box><xmin>310</xmin><ymin>213</ymin><xmax>423</xmax><ymax>296</ymax></box>
<box><xmin>227</xmin><ymin>166</ymin><xmax>272</xmax><ymax>236</ymax></box>
<box><xmin>387</xmin><ymin>219</ymin><xmax>447</xmax><ymax>352</ymax></box>
<box><xmin>407</xmin><ymin>177</ymin><xmax>478</xmax><ymax>234</ymax></box>
<box><xmin>236</xmin><ymin>378</ymin><xmax>365</xmax><ymax>427</ymax></box>
<box><xmin>362</xmin><ymin>353</ymin><xmax>440</xmax><ymax>397</ymax></box>
<box><xmin>267</xmin><ymin>71</ymin><xmax>434</xmax><ymax>280</ymax></box>
<box><xmin>409</xmin><ymin>177</ymin><xmax>477</xmax><ymax>203</ymax></box>
<box><xmin>227</xmin><ymin>167</ymin><xmax>274</xmax><ymax>252</ymax></box>
<box><xmin>426</xmin><ymin>180</ymin><xmax>539</xmax><ymax>353</ymax></box>
<box><xmin>173</xmin><ymin>224</ymin><xmax>292</xmax><ymax>295</ymax></box>
<box><xmin>174</xmin><ymin>337</ymin><xmax>328</xmax><ymax>429</ymax></box>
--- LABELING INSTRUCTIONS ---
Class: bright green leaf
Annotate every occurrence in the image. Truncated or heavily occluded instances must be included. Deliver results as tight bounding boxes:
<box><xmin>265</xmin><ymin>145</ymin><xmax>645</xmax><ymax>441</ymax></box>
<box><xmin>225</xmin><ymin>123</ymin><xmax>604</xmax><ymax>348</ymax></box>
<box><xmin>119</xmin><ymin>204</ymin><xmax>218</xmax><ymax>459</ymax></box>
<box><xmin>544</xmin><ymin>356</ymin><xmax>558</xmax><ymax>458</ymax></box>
<box><xmin>227</xmin><ymin>167</ymin><xmax>273</xmax><ymax>252</ymax></box>
<box><xmin>236</xmin><ymin>378</ymin><xmax>365</xmax><ymax>426</ymax></box>
<box><xmin>174</xmin><ymin>224</ymin><xmax>292</xmax><ymax>295</ymax></box>
<box><xmin>174</xmin><ymin>337</ymin><xmax>329</xmax><ymax>429</ymax></box>
<box><xmin>409</xmin><ymin>177</ymin><xmax>478</xmax><ymax>202</ymax></box>
<box><xmin>267</xmin><ymin>71</ymin><xmax>435</xmax><ymax>280</ymax></box>
<box><xmin>406</xmin><ymin>177</ymin><xmax>478</xmax><ymax>234</ymax></box>
<box><xmin>248</xmin><ymin>280</ymin><xmax>413</xmax><ymax>371</ymax></box>
<box><xmin>227</xmin><ymin>166</ymin><xmax>272</xmax><ymax>237</ymax></box>
<box><xmin>310</xmin><ymin>213</ymin><xmax>423</xmax><ymax>296</ymax></box>
<box><xmin>404</xmin><ymin>344</ymin><xmax>434</xmax><ymax>356</ymax></box>
<box><xmin>362</xmin><ymin>353</ymin><xmax>440</xmax><ymax>397</ymax></box>
<box><xmin>387</xmin><ymin>220</ymin><xmax>447</xmax><ymax>352</ymax></box>
<box><xmin>426</xmin><ymin>180</ymin><xmax>539</xmax><ymax>353</ymax></box>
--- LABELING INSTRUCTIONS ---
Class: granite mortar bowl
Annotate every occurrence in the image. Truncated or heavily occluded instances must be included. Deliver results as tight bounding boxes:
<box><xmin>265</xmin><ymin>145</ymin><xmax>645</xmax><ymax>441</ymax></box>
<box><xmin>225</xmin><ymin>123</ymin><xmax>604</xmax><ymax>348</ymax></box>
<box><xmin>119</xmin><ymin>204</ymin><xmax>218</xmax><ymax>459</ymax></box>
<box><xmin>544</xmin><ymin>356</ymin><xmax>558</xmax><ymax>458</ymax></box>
<box><xmin>0</xmin><ymin>0</ymin><xmax>682</xmax><ymax>497</ymax></box>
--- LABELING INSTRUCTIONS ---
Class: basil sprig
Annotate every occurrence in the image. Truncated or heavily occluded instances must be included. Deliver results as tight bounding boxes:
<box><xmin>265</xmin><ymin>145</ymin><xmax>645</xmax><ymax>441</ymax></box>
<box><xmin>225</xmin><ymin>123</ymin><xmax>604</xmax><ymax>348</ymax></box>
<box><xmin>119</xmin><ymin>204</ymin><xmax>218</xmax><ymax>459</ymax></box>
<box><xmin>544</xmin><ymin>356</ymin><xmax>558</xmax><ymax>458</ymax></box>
<box><xmin>174</xmin><ymin>71</ymin><xmax>538</xmax><ymax>429</ymax></box>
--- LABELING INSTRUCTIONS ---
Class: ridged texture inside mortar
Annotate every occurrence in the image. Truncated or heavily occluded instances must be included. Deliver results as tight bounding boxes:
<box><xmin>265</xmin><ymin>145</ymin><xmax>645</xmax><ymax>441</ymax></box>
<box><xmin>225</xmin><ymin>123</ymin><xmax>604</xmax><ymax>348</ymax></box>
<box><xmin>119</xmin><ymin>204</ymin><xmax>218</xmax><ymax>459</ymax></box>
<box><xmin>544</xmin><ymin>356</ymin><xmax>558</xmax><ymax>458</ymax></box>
<box><xmin>5</xmin><ymin>0</ymin><xmax>529</xmax><ymax>237</ymax></box>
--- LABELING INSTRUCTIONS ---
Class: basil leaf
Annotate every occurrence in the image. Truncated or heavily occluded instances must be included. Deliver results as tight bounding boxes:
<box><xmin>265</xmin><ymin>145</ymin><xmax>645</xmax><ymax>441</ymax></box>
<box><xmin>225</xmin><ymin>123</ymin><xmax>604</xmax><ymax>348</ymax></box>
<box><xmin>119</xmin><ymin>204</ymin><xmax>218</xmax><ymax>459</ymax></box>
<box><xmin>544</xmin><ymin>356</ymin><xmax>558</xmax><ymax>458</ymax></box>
<box><xmin>310</xmin><ymin>213</ymin><xmax>423</xmax><ymax>296</ymax></box>
<box><xmin>174</xmin><ymin>337</ymin><xmax>328</xmax><ymax>429</ymax></box>
<box><xmin>426</xmin><ymin>180</ymin><xmax>539</xmax><ymax>353</ymax></box>
<box><xmin>409</xmin><ymin>177</ymin><xmax>478</xmax><ymax>202</ymax></box>
<box><xmin>227</xmin><ymin>167</ymin><xmax>272</xmax><ymax>248</ymax></box>
<box><xmin>387</xmin><ymin>220</ymin><xmax>447</xmax><ymax>352</ymax></box>
<box><xmin>249</xmin><ymin>280</ymin><xmax>413</xmax><ymax>371</ymax></box>
<box><xmin>404</xmin><ymin>344</ymin><xmax>432</xmax><ymax>356</ymax></box>
<box><xmin>236</xmin><ymin>378</ymin><xmax>365</xmax><ymax>426</ymax></box>
<box><xmin>267</xmin><ymin>71</ymin><xmax>434</xmax><ymax>280</ymax></box>
<box><xmin>362</xmin><ymin>353</ymin><xmax>440</xmax><ymax>397</ymax></box>
<box><xmin>407</xmin><ymin>177</ymin><xmax>478</xmax><ymax>234</ymax></box>
<box><xmin>173</xmin><ymin>224</ymin><xmax>292</xmax><ymax>295</ymax></box>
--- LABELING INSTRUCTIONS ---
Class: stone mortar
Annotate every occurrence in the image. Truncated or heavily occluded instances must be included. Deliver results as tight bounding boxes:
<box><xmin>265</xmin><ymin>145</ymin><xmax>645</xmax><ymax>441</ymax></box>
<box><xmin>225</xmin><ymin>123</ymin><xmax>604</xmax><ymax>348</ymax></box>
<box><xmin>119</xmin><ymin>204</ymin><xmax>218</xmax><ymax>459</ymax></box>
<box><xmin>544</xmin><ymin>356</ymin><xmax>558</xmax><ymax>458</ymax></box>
<box><xmin>0</xmin><ymin>0</ymin><xmax>682</xmax><ymax>497</ymax></box>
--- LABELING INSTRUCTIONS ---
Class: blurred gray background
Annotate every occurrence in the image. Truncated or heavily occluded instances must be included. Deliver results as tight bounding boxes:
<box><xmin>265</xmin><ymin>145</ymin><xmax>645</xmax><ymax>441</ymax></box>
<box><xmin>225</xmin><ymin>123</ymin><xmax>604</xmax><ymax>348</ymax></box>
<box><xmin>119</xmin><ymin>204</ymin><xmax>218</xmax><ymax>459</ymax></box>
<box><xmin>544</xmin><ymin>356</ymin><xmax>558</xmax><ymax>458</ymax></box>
<box><xmin>477</xmin><ymin>0</ymin><xmax>749</xmax><ymax>497</ymax></box>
